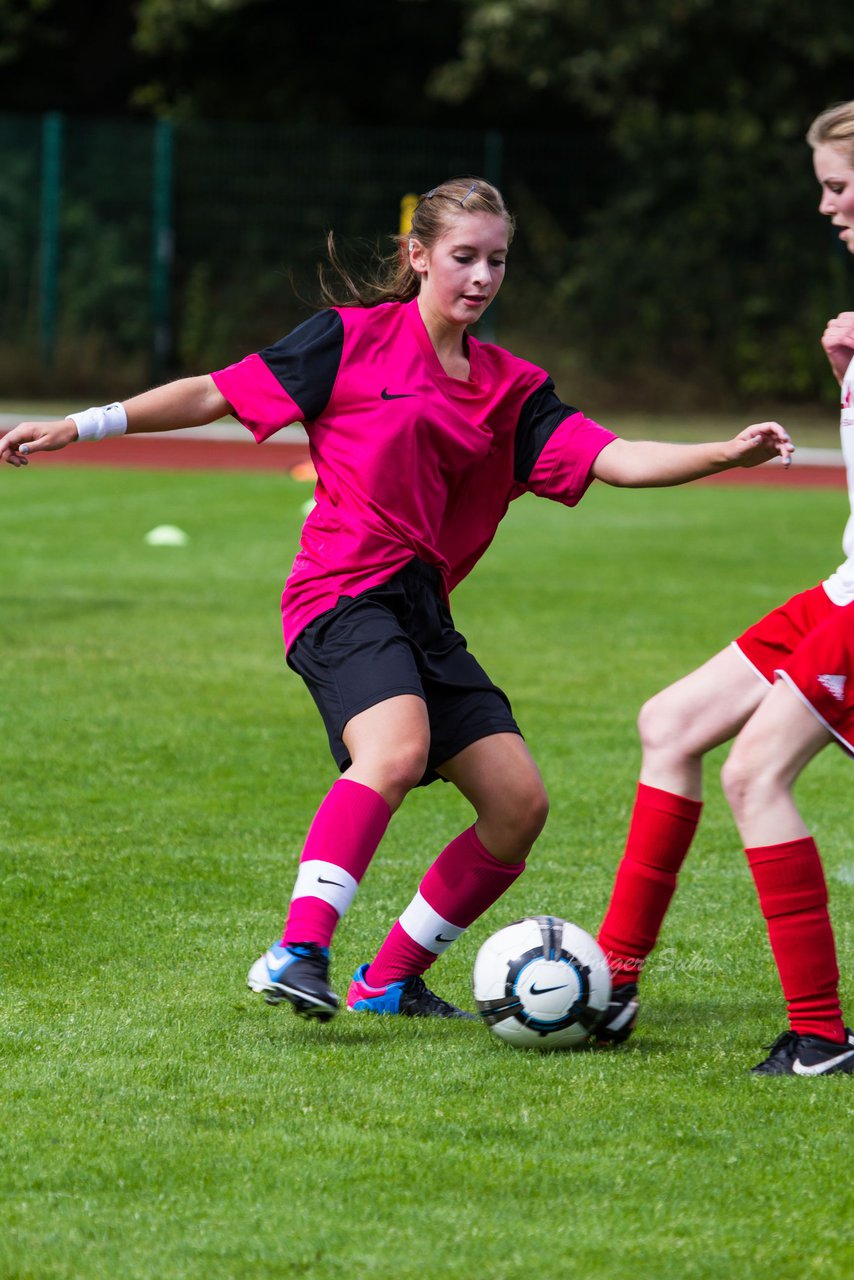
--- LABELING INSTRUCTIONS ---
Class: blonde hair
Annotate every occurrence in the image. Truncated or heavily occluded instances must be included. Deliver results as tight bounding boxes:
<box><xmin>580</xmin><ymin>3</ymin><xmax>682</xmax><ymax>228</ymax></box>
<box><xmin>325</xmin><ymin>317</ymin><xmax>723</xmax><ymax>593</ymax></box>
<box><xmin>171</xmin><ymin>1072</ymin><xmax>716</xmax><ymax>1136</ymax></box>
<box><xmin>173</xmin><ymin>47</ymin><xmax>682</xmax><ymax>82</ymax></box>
<box><xmin>806</xmin><ymin>101</ymin><xmax>854</xmax><ymax>165</ymax></box>
<box><xmin>318</xmin><ymin>176</ymin><xmax>515</xmax><ymax>308</ymax></box>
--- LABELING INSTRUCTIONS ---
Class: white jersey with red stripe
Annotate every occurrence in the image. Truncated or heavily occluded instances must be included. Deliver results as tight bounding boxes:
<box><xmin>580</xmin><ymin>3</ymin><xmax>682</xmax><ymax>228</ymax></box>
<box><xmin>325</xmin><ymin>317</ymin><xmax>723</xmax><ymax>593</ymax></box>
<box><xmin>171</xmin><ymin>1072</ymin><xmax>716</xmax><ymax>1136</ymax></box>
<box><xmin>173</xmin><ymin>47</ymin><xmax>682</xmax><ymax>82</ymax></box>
<box><xmin>823</xmin><ymin>354</ymin><xmax>854</xmax><ymax>605</ymax></box>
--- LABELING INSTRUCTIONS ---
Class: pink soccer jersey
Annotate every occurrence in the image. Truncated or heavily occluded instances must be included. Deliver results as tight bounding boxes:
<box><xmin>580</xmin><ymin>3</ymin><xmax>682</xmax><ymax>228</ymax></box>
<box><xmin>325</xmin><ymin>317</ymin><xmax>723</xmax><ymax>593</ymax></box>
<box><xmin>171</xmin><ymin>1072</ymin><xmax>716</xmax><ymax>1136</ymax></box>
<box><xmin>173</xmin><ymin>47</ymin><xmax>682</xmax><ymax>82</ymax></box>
<box><xmin>211</xmin><ymin>297</ymin><xmax>616</xmax><ymax>650</ymax></box>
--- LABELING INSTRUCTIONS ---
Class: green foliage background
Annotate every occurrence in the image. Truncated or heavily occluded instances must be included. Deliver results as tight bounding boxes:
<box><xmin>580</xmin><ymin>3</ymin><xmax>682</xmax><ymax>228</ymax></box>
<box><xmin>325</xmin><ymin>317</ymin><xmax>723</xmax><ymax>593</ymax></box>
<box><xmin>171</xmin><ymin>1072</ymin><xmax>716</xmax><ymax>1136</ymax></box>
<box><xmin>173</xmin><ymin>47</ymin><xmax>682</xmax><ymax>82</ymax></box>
<box><xmin>1</xmin><ymin>1</ymin><xmax>854</xmax><ymax>405</ymax></box>
<box><xmin>437</xmin><ymin>1</ymin><xmax>854</xmax><ymax>402</ymax></box>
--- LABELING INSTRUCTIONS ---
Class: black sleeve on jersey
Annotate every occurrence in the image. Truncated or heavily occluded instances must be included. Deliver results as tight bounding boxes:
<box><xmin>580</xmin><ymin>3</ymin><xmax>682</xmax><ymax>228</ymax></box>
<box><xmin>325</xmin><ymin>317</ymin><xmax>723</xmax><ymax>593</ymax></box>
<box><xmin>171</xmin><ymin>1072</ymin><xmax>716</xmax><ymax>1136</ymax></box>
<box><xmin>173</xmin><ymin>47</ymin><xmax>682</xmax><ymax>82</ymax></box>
<box><xmin>257</xmin><ymin>309</ymin><xmax>344</xmax><ymax>421</ymax></box>
<box><xmin>513</xmin><ymin>377</ymin><xmax>579</xmax><ymax>484</ymax></box>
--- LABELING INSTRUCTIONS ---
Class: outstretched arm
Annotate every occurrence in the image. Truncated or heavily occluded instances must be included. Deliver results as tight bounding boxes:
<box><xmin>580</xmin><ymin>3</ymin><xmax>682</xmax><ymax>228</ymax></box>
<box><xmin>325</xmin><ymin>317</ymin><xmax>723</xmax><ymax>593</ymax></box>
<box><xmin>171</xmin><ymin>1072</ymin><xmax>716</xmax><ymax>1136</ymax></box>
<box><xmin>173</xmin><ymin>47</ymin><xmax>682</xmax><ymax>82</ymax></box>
<box><xmin>0</xmin><ymin>375</ymin><xmax>229</xmax><ymax>468</ymax></box>
<box><xmin>591</xmin><ymin>422</ymin><xmax>793</xmax><ymax>488</ymax></box>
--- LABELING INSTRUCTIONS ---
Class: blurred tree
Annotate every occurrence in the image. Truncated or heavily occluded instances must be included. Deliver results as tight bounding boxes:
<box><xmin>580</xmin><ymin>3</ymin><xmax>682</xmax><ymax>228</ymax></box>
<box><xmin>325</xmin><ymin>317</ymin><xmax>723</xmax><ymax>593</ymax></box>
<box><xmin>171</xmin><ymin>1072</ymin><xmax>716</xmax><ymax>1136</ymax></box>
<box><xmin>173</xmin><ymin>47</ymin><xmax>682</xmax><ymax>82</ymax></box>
<box><xmin>131</xmin><ymin>0</ymin><xmax>456</xmax><ymax>122</ymax></box>
<box><xmin>129</xmin><ymin>0</ymin><xmax>554</xmax><ymax>126</ymax></box>
<box><xmin>431</xmin><ymin>0</ymin><xmax>854</xmax><ymax>133</ymax></box>
<box><xmin>0</xmin><ymin>0</ymin><xmax>571</xmax><ymax>127</ymax></box>
<box><xmin>3</xmin><ymin>0</ymin><xmax>852</xmax><ymax>401</ymax></box>
<box><xmin>0</xmin><ymin>0</ymin><xmax>139</xmax><ymax>114</ymax></box>
<box><xmin>430</xmin><ymin>0</ymin><xmax>854</xmax><ymax>401</ymax></box>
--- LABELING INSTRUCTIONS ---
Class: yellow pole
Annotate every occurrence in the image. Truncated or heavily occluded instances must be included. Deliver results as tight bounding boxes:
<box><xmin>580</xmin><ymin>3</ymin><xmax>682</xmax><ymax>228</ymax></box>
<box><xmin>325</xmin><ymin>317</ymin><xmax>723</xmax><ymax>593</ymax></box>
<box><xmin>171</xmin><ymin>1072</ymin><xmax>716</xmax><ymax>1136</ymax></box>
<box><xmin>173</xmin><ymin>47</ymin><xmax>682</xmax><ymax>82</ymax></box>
<box><xmin>399</xmin><ymin>193</ymin><xmax>418</xmax><ymax>236</ymax></box>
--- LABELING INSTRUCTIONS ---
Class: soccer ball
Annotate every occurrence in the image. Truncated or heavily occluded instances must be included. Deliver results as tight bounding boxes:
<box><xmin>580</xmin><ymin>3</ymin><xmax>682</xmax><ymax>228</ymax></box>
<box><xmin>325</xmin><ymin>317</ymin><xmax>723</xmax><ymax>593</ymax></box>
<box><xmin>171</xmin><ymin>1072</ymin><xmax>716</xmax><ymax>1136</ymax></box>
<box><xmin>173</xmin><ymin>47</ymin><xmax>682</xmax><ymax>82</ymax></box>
<box><xmin>472</xmin><ymin>915</ymin><xmax>611</xmax><ymax>1049</ymax></box>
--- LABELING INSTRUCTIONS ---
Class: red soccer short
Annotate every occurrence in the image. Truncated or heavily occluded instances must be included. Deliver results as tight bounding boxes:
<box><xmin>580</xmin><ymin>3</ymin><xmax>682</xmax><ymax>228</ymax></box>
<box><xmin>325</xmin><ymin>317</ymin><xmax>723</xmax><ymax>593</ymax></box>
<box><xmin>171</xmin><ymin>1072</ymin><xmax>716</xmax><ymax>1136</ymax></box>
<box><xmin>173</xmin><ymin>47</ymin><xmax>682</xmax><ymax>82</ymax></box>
<box><xmin>733</xmin><ymin>582</ymin><xmax>838</xmax><ymax>685</ymax></box>
<box><xmin>774</xmin><ymin>599</ymin><xmax>854</xmax><ymax>756</ymax></box>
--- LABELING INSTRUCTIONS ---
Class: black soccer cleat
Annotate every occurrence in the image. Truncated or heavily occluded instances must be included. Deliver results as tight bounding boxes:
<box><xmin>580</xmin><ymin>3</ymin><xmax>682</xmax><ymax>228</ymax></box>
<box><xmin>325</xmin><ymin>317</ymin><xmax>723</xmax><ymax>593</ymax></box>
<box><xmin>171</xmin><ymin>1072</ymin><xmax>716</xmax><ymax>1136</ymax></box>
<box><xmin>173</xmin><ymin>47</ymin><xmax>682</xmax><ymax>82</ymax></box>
<box><xmin>399</xmin><ymin>975</ymin><xmax>478</xmax><ymax>1019</ymax></box>
<box><xmin>594</xmin><ymin>982</ymin><xmax>639</xmax><ymax>1045</ymax></box>
<box><xmin>248</xmin><ymin>940</ymin><xmax>340</xmax><ymax>1021</ymax></box>
<box><xmin>751</xmin><ymin>1026</ymin><xmax>854</xmax><ymax>1076</ymax></box>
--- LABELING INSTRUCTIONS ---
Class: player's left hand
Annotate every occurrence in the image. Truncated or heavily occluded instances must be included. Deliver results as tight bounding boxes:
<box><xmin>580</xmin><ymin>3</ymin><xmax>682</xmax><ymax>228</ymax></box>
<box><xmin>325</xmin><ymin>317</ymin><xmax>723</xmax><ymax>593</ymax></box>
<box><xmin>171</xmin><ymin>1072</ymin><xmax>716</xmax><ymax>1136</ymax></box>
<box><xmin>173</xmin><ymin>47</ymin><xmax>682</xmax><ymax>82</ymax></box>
<box><xmin>727</xmin><ymin>421</ymin><xmax>794</xmax><ymax>470</ymax></box>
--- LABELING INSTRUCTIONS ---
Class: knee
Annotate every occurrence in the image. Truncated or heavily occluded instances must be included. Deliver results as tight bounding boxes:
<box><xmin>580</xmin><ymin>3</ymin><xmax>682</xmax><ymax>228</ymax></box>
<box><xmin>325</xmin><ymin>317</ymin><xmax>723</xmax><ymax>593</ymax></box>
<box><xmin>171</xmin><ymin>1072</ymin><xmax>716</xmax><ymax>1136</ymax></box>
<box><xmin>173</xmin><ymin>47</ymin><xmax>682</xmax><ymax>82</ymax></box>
<box><xmin>497</xmin><ymin>775</ymin><xmax>550</xmax><ymax>851</ymax></box>
<box><xmin>637</xmin><ymin>689</ymin><xmax>681</xmax><ymax>756</ymax></box>
<box><xmin>720</xmin><ymin>739</ymin><xmax>772</xmax><ymax>821</ymax></box>
<box><xmin>349</xmin><ymin>737</ymin><xmax>430</xmax><ymax>808</ymax></box>
<box><xmin>638</xmin><ymin>685</ymin><xmax>712</xmax><ymax>765</ymax></box>
<box><xmin>383</xmin><ymin>740</ymin><xmax>431</xmax><ymax>798</ymax></box>
<box><xmin>522</xmin><ymin>778</ymin><xmax>550</xmax><ymax>845</ymax></box>
<box><xmin>720</xmin><ymin>749</ymin><xmax>748</xmax><ymax>818</ymax></box>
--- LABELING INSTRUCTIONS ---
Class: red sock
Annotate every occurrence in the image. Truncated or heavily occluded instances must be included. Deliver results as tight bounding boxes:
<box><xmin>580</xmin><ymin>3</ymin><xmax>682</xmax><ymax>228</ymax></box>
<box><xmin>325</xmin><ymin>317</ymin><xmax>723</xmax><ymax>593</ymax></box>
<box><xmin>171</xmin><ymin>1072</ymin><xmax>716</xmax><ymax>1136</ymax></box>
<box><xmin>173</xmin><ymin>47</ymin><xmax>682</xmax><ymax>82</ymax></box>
<box><xmin>746</xmin><ymin>837</ymin><xmax>845</xmax><ymax>1042</ymax></box>
<box><xmin>598</xmin><ymin>783</ymin><xmax>702</xmax><ymax>986</ymax></box>
<box><xmin>366</xmin><ymin>825</ymin><xmax>525</xmax><ymax>986</ymax></box>
<box><xmin>282</xmin><ymin>779</ymin><xmax>391</xmax><ymax>948</ymax></box>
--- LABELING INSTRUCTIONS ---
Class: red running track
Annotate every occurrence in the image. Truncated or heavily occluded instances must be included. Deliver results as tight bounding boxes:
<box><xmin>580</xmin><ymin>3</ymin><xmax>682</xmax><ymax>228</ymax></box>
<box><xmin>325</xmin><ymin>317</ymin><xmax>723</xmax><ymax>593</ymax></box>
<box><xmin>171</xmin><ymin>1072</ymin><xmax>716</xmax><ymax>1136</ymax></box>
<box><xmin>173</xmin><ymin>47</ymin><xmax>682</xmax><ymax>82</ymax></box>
<box><xmin>28</xmin><ymin>434</ymin><xmax>846</xmax><ymax>487</ymax></box>
<box><xmin>34</xmin><ymin>436</ymin><xmax>311</xmax><ymax>472</ymax></box>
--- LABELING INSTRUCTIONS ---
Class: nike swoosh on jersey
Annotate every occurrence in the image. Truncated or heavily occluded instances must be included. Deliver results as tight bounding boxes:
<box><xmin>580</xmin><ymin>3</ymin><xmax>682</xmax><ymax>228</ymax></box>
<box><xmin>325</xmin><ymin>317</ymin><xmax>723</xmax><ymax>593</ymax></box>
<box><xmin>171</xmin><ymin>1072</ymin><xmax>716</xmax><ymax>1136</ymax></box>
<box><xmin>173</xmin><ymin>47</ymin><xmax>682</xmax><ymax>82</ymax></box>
<box><xmin>792</xmin><ymin>1047</ymin><xmax>854</xmax><ymax>1075</ymax></box>
<box><xmin>529</xmin><ymin>982</ymin><xmax>569</xmax><ymax>996</ymax></box>
<box><xmin>381</xmin><ymin>388</ymin><xmax>416</xmax><ymax>400</ymax></box>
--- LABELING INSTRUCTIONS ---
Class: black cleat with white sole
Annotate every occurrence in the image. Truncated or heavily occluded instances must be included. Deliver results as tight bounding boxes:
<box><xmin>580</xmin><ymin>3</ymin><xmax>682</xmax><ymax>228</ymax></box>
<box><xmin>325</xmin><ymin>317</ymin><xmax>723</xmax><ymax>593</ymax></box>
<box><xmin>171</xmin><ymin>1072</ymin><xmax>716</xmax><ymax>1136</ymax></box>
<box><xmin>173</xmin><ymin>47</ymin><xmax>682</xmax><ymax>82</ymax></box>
<box><xmin>594</xmin><ymin>982</ymin><xmax>639</xmax><ymax>1045</ymax></box>
<box><xmin>751</xmin><ymin>1026</ymin><xmax>854</xmax><ymax>1076</ymax></box>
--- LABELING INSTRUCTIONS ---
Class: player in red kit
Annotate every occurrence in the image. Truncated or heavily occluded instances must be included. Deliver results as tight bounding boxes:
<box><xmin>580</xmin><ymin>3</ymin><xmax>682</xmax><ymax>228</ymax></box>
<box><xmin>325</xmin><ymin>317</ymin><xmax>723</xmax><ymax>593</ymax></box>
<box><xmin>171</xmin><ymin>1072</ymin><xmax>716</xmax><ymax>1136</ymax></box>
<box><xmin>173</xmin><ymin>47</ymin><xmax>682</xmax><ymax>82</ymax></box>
<box><xmin>596</xmin><ymin>103</ymin><xmax>854</xmax><ymax>1074</ymax></box>
<box><xmin>722</xmin><ymin>599</ymin><xmax>854</xmax><ymax>1074</ymax></box>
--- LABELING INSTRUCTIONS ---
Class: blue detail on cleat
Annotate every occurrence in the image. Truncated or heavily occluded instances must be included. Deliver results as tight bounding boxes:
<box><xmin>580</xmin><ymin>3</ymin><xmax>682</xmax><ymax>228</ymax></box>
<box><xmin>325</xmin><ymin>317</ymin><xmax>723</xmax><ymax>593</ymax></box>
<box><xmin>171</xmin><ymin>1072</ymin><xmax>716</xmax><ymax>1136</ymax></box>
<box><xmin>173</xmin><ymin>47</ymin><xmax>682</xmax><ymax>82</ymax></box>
<box><xmin>347</xmin><ymin>963</ymin><xmax>406</xmax><ymax>1013</ymax></box>
<box><xmin>247</xmin><ymin>941</ymin><xmax>339</xmax><ymax>1020</ymax></box>
<box><xmin>347</xmin><ymin>963</ymin><xmax>476</xmax><ymax>1019</ymax></box>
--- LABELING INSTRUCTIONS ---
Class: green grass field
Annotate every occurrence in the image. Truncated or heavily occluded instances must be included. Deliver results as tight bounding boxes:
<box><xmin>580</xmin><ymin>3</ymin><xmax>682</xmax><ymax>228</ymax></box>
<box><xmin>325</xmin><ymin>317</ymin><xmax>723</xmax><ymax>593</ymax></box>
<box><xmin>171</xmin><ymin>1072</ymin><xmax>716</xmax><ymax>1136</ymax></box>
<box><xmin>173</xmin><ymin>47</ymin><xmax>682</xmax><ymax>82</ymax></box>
<box><xmin>2</xmin><ymin>463</ymin><xmax>853</xmax><ymax>1280</ymax></box>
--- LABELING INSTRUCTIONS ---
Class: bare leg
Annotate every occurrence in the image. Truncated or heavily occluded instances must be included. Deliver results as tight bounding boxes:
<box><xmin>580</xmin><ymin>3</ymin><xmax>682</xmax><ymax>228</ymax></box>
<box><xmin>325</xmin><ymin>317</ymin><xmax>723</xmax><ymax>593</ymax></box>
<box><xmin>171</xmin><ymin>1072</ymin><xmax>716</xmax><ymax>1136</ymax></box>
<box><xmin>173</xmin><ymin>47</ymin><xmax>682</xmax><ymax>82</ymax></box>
<box><xmin>639</xmin><ymin>645</ymin><xmax>768</xmax><ymax>798</ymax></box>
<box><xmin>342</xmin><ymin>694</ymin><xmax>431</xmax><ymax>811</ymax></box>
<box><xmin>721</xmin><ymin>680</ymin><xmax>831</xmax><ymax>846</ymax></box>
<box><xmin>439</xmin><ymin>732</ymin><xmax>549</xmax><ymax>862</ymax></box>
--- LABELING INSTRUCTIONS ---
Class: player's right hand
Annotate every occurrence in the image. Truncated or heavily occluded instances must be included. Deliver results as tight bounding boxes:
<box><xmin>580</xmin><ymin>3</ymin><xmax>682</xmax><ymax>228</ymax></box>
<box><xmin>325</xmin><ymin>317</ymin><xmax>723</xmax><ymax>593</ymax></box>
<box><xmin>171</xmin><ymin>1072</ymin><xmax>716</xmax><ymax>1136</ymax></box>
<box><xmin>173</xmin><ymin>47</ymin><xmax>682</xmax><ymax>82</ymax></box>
<box><xmin>821</xmin><ymin>311</ymin><xmax>854</xmax><ymax>385</ymax></box>
<box><xmin>729</xmin><ymin>420</ymin><xmax>794</xmax><ymax>469</ymax></box>
<box><xmin>0</xmin><ymin>418</ymin><xmax>77</xmax><ymax>467</ymax></box>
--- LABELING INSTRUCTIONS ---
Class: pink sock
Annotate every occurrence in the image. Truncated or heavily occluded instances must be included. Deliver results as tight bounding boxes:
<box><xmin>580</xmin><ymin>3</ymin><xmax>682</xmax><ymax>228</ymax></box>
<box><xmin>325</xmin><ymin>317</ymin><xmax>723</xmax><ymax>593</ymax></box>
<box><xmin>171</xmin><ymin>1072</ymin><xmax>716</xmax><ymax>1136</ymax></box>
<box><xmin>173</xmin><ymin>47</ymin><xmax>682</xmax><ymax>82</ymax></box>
<box><xmin>283</xmin><ymin>779</ymin><xmax>391</xmax><ymax>948</ymax></box>
<box><xmin>366</xmin><ymin>825</ymin><xmax>525</xmax><ymax>985</ymax></box>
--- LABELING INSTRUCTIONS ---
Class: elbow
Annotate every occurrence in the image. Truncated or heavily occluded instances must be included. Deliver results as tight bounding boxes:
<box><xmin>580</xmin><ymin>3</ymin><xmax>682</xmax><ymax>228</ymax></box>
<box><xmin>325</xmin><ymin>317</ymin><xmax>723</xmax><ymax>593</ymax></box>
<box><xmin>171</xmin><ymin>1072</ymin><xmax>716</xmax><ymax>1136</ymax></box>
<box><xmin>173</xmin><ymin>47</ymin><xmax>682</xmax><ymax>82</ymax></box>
<box><xmin>591</xmin><ymin>439</ymin><xmax>645</xmax><ymax>488</ymax></box>
<box><xmin>595</xmin><ymin>464</ymin><xmax>645</xmax><ymax>488</ymax></box>
<box><xmin>200</xmin><ymin>375</ymin><xmax>229</xmax><ymax>423</ymax></box>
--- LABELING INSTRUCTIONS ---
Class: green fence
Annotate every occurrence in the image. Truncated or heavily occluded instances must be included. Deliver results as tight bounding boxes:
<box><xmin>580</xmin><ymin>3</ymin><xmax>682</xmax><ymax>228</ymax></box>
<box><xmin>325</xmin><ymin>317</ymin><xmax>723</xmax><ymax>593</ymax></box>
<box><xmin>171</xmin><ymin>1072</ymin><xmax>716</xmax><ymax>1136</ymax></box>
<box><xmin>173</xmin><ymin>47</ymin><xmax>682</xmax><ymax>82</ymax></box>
<box><xmin>0</xmin><ymin>112</ymin><xmax>606</xmax><ymax>397</ymax></box>
<box><xmin>1</xmin><ymin>111</ymin><xmax>849</xmax><ymax>404</ymax></box>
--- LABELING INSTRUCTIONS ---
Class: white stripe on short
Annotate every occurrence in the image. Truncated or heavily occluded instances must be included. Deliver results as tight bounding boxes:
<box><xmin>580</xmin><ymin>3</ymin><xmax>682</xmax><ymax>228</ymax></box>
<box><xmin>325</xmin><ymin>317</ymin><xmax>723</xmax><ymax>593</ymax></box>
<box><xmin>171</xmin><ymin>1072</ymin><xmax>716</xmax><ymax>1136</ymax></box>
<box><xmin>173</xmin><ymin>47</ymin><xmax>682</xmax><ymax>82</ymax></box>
<box><xmin>398</xmin><ymin>890</ymin><xmax>466</xmax><ymax>955</ymax></box>
<box><xmin>291</xmin><ymin>859</ymin><xmax>359</xmax><ymax>916</ymax></box>
<box><xmin>730</xmin><ymin>638</ymin><xmax>773</xmax><ymax>687</ymax></box>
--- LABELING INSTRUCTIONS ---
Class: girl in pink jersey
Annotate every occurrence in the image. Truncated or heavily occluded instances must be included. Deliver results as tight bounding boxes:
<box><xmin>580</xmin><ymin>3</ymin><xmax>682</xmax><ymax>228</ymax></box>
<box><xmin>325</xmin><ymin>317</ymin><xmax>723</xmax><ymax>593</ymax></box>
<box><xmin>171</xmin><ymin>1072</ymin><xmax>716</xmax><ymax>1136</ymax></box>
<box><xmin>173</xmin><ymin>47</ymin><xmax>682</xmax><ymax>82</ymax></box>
<box><xmin>596</xmin><ymin>102</ymin><xmax>854</xmax><ymax>1073</ymax></box>
<box><xmin>0</xmin><ymin>177</ymin><xmax>792</xmax><ymax>1024</ymax></box>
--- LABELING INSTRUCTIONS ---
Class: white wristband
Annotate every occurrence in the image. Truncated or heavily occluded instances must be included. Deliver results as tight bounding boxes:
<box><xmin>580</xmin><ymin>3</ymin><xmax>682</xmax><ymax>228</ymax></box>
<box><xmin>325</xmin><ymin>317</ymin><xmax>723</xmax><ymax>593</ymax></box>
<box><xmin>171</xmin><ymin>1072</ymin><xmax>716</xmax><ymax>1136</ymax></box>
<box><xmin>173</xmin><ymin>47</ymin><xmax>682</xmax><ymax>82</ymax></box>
<box><xmin>69</xmin><ymin>403</ymin><xmax>128</xmax><ymax>442</ymax></box>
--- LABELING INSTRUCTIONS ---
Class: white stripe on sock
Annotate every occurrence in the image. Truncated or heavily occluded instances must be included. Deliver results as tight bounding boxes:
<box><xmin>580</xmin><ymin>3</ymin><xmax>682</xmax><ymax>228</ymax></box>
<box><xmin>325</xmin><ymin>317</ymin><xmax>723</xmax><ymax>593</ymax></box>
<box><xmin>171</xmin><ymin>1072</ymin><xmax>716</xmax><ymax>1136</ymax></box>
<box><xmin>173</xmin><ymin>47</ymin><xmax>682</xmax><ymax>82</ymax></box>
<box><xmin>291</xmin><ymin>859</ymin><xmax>358</xmax><ymax>916</ymax></box>
<box><xmin>398</xmin><ymin>891</ymin><xmax>466</xmax><ymax>955</ymax></box>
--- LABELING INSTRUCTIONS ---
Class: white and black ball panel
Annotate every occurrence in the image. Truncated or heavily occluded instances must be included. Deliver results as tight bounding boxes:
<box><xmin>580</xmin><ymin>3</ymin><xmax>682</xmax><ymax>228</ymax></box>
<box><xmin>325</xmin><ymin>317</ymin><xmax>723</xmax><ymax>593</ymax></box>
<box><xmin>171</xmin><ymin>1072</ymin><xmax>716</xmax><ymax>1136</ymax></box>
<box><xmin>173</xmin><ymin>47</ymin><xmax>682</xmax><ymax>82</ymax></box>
<box><xmin>472</xmin><ymin>915</ymin><xmax>611</xmax><ymax>1049</ymax></box>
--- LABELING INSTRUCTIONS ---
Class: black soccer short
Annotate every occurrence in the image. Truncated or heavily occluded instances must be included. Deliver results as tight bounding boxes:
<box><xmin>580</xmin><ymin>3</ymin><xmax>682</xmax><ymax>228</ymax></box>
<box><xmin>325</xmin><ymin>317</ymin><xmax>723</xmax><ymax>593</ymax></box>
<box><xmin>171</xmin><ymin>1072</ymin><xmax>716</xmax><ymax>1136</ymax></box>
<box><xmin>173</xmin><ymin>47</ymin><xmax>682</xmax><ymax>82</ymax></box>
<box><xmin>287</xmin><ymin>557</ymin><xmax>521</xmax><ymax>784</ymax></box>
